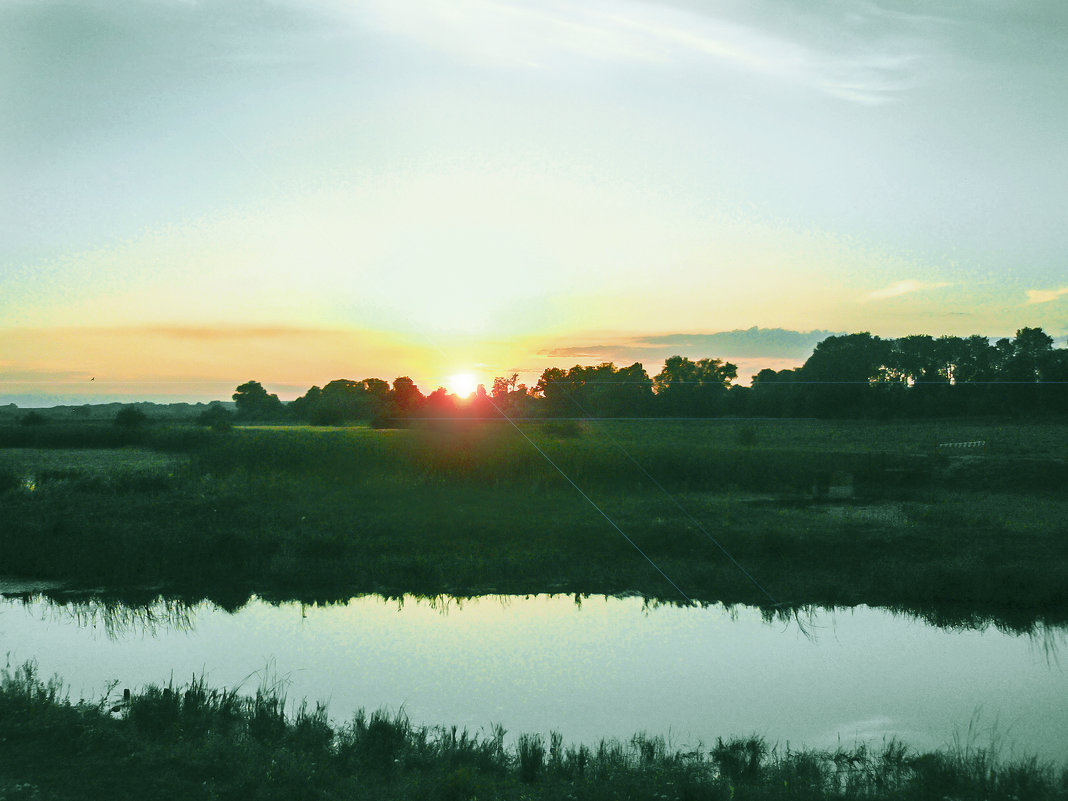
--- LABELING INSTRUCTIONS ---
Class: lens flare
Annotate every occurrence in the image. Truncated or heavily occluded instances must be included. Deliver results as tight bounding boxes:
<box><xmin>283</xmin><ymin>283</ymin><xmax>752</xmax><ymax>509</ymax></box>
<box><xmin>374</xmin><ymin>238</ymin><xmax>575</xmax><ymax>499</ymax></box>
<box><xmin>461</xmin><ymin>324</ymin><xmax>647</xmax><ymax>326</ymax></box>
<box><xmin>446</xmin><ymin>373</ymin><xmax>478</xmax><ymax>397</ymax></box>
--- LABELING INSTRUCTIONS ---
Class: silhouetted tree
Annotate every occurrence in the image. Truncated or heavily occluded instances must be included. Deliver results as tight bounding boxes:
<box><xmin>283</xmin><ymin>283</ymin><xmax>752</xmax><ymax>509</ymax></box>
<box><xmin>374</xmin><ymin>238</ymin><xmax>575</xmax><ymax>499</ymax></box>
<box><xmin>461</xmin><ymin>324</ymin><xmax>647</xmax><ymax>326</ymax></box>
<box><xmin>232</xmin><ymin>381</ymin><xmax>283</xmax><ymax>420</ymax></box>
<box><xmin>491</xmin><ymin>374</ymin><xmax>518</xmax><ymax>400</ymax></box>
<box><xmin>242</xmin><ymin>325</ymin><xmax>1067</xmax><ymax>424</ymax></box>
<box><xmin>749</xmin><ymin>368</ymin><xmax>806</xmax><ymax>417</ymax></box>
<box><xmin>421</xmin><ymin>387</ymin><xmax>460</xmax><ymax>418</ymax></box>
<box><xmin>467</xmin><ymin>383</ymin><xmax>497</xmax><ymax>418</ymax></box>
<box><xmin>317</xmin><ymin>380</ymin><xmax>373</xmax><ymax>422</ymax></box>
<box><xmin>535</xmin><ymin>362</ymin><xmax>653</xmax><ymax>418</ymax></box>
<box><xmin>611</xmin><ymin>363</ymin><xmax>655</xmax><ymax>417</ymax></box>
<box><xmin>653</xmin><ymin>356</ymin><xmax>737</xmax><ymax>417</ymax></box>
<box><xmin>114</xmin><ymin>407</ymin><xmax>148</xmax><ymax>428</ymax></box>
<box><xmin>800</xmin><ymin>333</ymin><xmax>891</xmax><ymax>417</ymax></box>
<box><xmin>291</xmin><ymin>377</ymin><xmax>399</xmax><ymax>424</ymax></box>
<box><xmin>996</xmin><ymin>327</ymin><xmax>1056</xmax><ymax>414</ymax></box>
<box><xmin>947</xmin><ymin>335</ymin><xmax>997</xmax><ymax>383</ymax></box>
<box><xmin>390</xmin><ymin>376</ymin><xmax>425</xmax><ymax>415</ymax></box>
<box><xmin>1005</xmin><ymin>327</ymin><xmax>1054</xmax><ymax>381</ymax></box>
<box><xmin>289</xmin><ymin>385</ymin><xmax>323</xmax><ymax>421</ymax></box>
<box><xmin>488</xmin><ymin>374</ymin><xmax>535</xmax><ymax>417</ymax></box>
<box><xmin>196</xmin><ymin>402</ymin><xmax>234</xmax><ymax>431</ymax></box>
<box><xmin>534</xmin><ymin>367</ymin><xmax>571</xmax><ymax>417</ymax></box>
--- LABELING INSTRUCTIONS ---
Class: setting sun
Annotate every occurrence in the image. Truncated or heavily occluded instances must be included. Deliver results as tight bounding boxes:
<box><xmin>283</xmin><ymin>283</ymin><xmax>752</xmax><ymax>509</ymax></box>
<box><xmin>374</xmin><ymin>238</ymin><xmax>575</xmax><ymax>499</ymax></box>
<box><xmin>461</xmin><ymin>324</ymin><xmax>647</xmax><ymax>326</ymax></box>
<box><xmin>446</xmin><ymin>372</ymin><xmax>479</xmax><ymax>398</ymax></box>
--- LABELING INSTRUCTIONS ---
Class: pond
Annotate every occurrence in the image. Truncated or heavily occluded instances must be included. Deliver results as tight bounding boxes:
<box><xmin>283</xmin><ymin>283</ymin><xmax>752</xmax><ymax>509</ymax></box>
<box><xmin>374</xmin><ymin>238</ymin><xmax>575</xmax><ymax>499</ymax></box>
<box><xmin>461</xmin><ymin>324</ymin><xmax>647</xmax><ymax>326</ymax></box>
<box><xmin>1</xmin><ymin>591</ymin><xmax>1065</xmax><ymax>761</ymax></box>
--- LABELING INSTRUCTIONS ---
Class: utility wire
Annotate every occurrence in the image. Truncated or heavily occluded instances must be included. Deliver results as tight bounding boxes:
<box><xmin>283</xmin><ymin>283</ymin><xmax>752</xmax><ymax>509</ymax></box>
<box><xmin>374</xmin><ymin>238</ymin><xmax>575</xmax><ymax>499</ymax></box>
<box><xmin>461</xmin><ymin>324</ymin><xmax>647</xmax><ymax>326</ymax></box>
<box><xmin>558</xmin><ymin>390</ymin><xmax>781</xmax><ymax>608</ymax></box>
<box><xmin>416</xmin><ymin>342</ymin><xmax>695</xmax><ymax>606</ymax></box>
<box><xmin>479</xmin><ymin>393</ymin><xmax>694</xmax><ymax>606</ymax></box>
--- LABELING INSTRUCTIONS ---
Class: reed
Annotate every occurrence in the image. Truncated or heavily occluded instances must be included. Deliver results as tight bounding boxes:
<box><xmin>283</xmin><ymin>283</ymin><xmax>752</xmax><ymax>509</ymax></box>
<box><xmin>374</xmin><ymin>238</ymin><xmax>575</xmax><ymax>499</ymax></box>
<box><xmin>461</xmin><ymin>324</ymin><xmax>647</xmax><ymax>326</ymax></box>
<box><xmin>1</xmin><ymin>664</ymin><xmax>1065</xmax><ymax>800</ymax></box>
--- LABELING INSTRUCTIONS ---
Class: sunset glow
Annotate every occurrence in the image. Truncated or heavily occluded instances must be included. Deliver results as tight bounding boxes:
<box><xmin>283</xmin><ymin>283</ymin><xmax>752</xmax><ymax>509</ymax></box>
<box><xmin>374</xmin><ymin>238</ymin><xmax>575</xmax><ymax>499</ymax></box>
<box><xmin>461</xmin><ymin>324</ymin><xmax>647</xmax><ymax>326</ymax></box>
<box><xmin>2</xmin><ymin>1</ymin><xmax>1067</xmax><ymax>405</ymax></box>
<box><xmin>445</xmin><ymin>373</ymin><xmax>479</xmax><ymax>398</ymax></box>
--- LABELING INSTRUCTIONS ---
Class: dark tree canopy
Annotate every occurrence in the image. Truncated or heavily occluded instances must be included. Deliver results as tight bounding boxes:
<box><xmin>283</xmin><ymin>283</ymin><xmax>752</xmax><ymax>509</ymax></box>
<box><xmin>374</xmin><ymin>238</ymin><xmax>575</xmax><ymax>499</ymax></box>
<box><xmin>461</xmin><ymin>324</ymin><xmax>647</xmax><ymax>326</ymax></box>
<box><xmin>232</xmin><ymin>381</ymin><xmax>283</xmax><ymax>420</ymax></box>
<box><xmin>390</xmin><ymin>376</ymin><xmax>425</xmax><ymax>414</ymax></box>
<box><xmin>653</xmin><ymin>356</ymin><xmax>737</xmax><ymax>417</ymax></box>
<box><xmin>196</xmin><ymin>402</ymin><xmax>234</xmax><ymax>431</ymax></box>
<box><xmin>114</xmin><ymin>406</ymin><xmax>148</xmax><ymax>428</ymax></box>
<box><xmin>536</xmin><ymin>362</ymin><xmax>654</xmax><ymax>418</ymax></box>
<box><xmin>237</xmin><ymin>326</ymin><xmax>1067</xmax><ymax>425</ymax></box>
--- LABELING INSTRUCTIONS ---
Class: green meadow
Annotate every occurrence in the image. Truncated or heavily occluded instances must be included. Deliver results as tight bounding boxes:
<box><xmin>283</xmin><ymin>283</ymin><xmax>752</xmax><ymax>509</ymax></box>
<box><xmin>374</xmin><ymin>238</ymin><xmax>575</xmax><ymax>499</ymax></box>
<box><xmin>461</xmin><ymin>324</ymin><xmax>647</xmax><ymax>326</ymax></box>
<box><xmin>1</xmin><ymin>418</ymin><xmax>1066</xmax><ymax>629</ymax></box>
<box><xmin>2</xmin><ymin>418</ymin><xmax>1068</xmax><ymax>798</ymax></box>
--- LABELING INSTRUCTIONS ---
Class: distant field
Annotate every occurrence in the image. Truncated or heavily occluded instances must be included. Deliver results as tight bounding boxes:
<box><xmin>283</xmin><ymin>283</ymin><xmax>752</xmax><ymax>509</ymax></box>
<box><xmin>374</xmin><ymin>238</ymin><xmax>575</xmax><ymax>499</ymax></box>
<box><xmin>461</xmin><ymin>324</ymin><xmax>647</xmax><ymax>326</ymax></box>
<box><xmin>576</xmin><ymin>418</ymin><xmax>1068</xmax><ymax>458</ymax></box>
<box><xmin>1</xmin><ymin>418</ymin><xmax>1066</xmax><ymax>628</ymax></box>
<box><xmin>0</xmin><ymin>448</ymin><xmax>186</xmax><ymax>477</ymax></box>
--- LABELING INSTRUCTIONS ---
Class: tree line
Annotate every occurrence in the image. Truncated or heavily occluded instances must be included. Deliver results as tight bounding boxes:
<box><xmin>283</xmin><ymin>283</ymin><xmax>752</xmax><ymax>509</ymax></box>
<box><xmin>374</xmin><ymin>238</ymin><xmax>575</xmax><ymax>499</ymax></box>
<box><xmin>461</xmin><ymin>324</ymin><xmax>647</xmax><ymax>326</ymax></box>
<box><xmin>226</xmin><ymin>327</ymin><xmax>1068</xmax><ymax>424</ymax></box>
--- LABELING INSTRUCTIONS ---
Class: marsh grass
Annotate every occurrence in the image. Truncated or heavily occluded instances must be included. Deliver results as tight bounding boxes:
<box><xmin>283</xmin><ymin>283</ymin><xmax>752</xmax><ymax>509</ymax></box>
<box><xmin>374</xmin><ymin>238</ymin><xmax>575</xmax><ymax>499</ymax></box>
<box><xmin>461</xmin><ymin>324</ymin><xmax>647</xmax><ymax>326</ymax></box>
<box><xmin>1</xmin><ymin>664</ymin><xmax>1064</xmax><ymax>800</ymax></box>
<box><xmin>0</xmin><ymin>421</ymin><xmax>217</xmax><ymax>452</ymax></box>
<box><xmin>2</xmin><ymin>420</ymin><xmax>1067</xmax><ymax>627</ymax></box>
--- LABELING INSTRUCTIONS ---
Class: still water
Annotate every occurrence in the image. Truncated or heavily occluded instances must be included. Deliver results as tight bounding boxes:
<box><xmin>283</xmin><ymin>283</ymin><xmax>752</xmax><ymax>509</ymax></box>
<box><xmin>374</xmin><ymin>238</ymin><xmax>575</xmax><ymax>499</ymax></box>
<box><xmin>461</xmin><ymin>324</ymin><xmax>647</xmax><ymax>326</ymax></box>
<box><xmin>1</xmin><ymin>592</ymin><xmax>1065</xmax><ymax>760</ymax></box>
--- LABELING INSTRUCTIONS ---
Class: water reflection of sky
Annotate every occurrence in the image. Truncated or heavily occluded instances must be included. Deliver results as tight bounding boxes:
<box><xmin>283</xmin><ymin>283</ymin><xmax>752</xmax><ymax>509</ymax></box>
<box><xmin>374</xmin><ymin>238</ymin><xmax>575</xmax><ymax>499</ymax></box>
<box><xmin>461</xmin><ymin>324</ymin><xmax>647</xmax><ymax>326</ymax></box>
<box><xmin>1</xmin><ymin>593</ymin><xmax>1064</xmax><ymax>762</ymax></box>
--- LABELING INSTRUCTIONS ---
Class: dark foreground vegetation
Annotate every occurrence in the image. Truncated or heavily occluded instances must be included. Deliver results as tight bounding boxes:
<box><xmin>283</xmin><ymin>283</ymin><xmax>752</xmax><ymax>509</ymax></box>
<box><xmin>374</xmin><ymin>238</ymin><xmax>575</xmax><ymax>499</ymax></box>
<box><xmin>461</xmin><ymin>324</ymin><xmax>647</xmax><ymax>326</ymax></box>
<box><xmin>1</xmin><ymin>418</ymin><xmax>1066</xmax><ymax>630</ymax></box>
<box><xmin>2</xmin><ymin>662</ymin><xmax>1064</xmax><ymax>801</ymax></box>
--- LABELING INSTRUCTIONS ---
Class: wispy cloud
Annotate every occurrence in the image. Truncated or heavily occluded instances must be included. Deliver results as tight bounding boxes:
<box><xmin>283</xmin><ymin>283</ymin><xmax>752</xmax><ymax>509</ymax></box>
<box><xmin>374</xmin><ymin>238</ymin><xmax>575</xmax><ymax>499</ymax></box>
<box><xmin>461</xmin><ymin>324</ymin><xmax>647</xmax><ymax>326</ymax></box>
<box><xmin>862</xmin><ymin>280</ymin><xmax>951</xmax><ymax>302</ymax></box>
<box><xmin>115</xmin><ymin>325</ymin><xmax>333</xmax><ymax>342</ymax></box>
<box><xmin>535</xmin><ymin>327</ymin><xmax>840</xmax><ymax>384</ymax></box>
<box><xmin>1025</xmin><ymin>286</ymin><xmax>1068</xmax><ymax>305</ymax></box>
<box><xmin>539</xmin><ymin>327</ymin><xmax>835</xmax><ymax>362</ymax></box>
<box><xmin>357</xmin><ymin>0</ymin><xmax>930</xmax><ymax>104</ymax></box>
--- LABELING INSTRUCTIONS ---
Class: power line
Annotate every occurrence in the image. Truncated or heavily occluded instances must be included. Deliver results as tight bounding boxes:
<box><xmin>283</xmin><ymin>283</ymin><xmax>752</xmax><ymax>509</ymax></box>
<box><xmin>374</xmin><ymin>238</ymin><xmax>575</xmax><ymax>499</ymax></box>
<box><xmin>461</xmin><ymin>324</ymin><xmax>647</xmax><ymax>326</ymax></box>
<box><xmin>486</xmin><ymin>396</ymin><xmax>695</xmax><ymax>606</ymax></box>
<box><xmin>557</xmin><ymin>391</ymin><xmax>781</xmax><ymax>607</ymax></box>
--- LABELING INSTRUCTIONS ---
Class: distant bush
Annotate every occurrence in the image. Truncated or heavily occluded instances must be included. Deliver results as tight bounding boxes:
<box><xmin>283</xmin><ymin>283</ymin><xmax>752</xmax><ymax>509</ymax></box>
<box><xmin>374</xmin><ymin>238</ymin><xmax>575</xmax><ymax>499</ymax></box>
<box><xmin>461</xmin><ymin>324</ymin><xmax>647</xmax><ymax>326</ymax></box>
<box><xmin>19</xmin><ymin>411</ymin><xmax>47</xmax><ymax>426</ymax></box>
<box><xmin>196</xmin><ymin>404</ymin><xmax>234</xmax><ymax>432</ymax></box>
<box><xmin>369</xmin><ymin>411</ymin><xmax>402</xmax><ymax>429</ymax></box>
<box><xmin>310</xmin><ymin>406</ymin><xmax>346</xmax><ymax>427</ymax></box>
<box><xmin>540</xmin><ymin>420</ymin><xmax>583</xmax><ymax>438</ymax></box>
<box><xmin>736</xmin><ymin>425</ymin><xmax>759</xmax><ymax>447</ymax></box>
<box><xmin>0</xmin><ymin>423</ymin><xmax>147</xmax><ymax>449</ymax></box>
<box><xmin>115</xmin><ymin>407</ymin><xmax>149</xmax><ymax>429</ymax></box>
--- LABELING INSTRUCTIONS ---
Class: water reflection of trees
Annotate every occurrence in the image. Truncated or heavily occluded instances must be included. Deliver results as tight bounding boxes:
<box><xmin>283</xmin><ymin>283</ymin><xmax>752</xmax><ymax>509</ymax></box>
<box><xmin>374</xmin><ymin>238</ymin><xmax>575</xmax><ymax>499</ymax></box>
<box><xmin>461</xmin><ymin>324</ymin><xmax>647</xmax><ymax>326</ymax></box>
<box><xmin>1027</xmin><ymin>622</ymin><xmax>1063</xmax><ymax>667</ymax></box>
<box><xmin>7</xmin><ymin>589</ymin><xmax>1065</xmax><ymax>645</ymax></box>
<box><xmin>298</xmin><ymin>592</ymin><xmax>1068</xmax><ymax>640</ymax></box>
<box><xmin>14</xmin><ymin>593</ymin><xmax>200</xmax><ymax>640</ymax></box>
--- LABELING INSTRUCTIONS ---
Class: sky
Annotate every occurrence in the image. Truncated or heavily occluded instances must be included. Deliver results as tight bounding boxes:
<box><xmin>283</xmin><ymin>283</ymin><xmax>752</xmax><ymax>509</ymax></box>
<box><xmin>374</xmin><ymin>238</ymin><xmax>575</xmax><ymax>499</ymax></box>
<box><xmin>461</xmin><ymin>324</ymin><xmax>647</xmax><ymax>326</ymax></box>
<box><xmin>3</xmin><ymin>0</ymin><xmax>1067</xmax><ymax>405</ymax></box>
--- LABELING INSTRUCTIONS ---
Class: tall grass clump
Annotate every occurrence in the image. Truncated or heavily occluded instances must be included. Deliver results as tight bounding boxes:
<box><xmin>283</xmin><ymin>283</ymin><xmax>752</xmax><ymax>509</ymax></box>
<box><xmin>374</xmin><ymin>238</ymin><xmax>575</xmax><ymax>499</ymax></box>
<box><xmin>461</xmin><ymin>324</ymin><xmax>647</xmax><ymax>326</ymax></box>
<box><xmin>2</xmin><ymin>664</ymin><xmax>1067</xmax><ymax>800</ymax></box>
<box><xmin>0</xmin><ymin>662</ymin><xmax>66</xmax><ymax>712</ymax></box>
<box><xmin>516</xmin><ymin>733</ymin><xmax>545</xmax><ymax>782</ymax></box>
<box><xmin>337</xmin><ymin>708</ymin><xmax>417</xmax><ymax>773</ymax></box>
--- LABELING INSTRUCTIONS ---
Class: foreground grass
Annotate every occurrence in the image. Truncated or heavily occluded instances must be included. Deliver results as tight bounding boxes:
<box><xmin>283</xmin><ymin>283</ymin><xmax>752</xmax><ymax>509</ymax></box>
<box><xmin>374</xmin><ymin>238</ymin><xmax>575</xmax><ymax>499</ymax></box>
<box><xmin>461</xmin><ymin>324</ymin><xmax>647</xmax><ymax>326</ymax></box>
<box><xmin>2</xmin><ymin>662</ymin><xmax>1064</xmax><ymax>801</ymax></box>
<box><xmin>1</xmin><ymin>420</ymin><xmax>1066</xmax><ymax>629</ymax></box>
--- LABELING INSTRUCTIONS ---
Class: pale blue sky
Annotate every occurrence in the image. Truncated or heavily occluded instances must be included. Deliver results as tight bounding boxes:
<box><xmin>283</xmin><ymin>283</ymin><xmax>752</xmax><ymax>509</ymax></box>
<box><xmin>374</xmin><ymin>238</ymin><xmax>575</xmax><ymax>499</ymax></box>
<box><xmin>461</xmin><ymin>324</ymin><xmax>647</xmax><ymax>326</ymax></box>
<box><xmin>2</xmin><ymin>0</ymin><xmax>1066</xmax><ymax>402</ymax></box>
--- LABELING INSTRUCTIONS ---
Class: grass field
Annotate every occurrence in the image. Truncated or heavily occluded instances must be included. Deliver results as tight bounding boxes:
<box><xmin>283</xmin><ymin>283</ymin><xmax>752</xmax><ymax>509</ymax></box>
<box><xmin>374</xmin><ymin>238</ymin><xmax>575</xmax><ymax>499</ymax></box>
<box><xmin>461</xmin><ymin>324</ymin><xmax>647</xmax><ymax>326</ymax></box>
<box><xmin>1</xmin><ymin>418</ymin><xmax>1066</xmax><ymax>629</ymax></box>
<box><xmin>3</xmin><ymin>419</ymin><xmax>1067</xmax><ymax>798</ymax></box>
